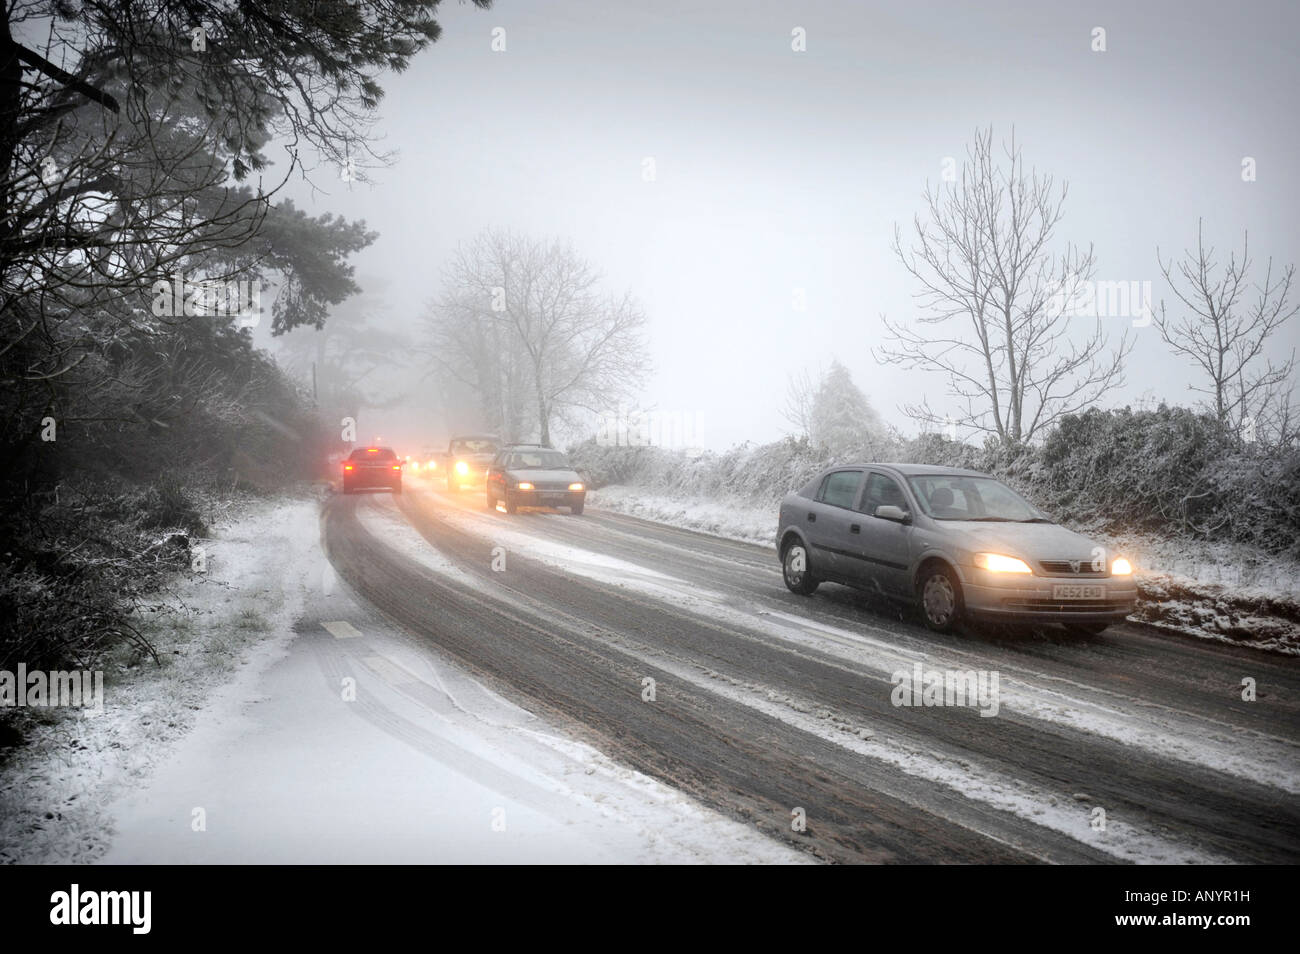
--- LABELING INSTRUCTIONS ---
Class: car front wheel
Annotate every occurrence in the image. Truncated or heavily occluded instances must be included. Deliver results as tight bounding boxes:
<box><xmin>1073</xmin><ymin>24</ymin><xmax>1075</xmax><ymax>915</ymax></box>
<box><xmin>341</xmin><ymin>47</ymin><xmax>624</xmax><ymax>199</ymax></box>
<box><xmin>782</xmin><ymin>541</ymin><xmax>819</xmax><ymax>595</ymax></box>
<box><xmin>919</xmin><ymin>565</ymin><xmax>963</xmax><ymax>633</ymax></box>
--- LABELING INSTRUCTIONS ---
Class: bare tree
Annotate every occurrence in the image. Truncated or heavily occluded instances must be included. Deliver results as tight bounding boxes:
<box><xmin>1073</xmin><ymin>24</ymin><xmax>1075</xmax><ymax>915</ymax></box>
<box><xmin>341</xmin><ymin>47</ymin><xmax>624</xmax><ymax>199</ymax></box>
<box><xmin>423</xmin><ymin>274</ymin><xmax>535</xmax><ymax>440</ymax></box>
<box><xmin>424</xmin><ymin>230</ymin><xmax>650</xmax><ymax>445</ymax></box>
<box><xmin>1155</xmin><ymin>221</ymin><xmax>1298</xmax><ymax>443</ymax></box>
<box><xmin>780</xmin><ymin>367</ymin><xmax>815</xmax><ymax>438</ymax></box>
<box><xmin>875</xmin><ymin>127</ymin><xmax>1130</xmax><ymax>447</ymax></box>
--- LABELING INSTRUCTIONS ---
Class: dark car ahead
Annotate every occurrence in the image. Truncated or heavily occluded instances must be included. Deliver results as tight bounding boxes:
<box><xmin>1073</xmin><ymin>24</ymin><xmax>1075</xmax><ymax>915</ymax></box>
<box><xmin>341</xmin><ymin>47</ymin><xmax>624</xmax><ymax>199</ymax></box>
<box><xmin>776</xmin><ymin>463</ymin><xmax>1137</xmax><ymax>635</ymax></box>
<box><xmin>486</xmin><ymin>445</ymin><xmax>586</xmax><ymax>515</ymax></box>
<box><xmin>342</xmin><ymin>446</ymin><xmax>402</xmax><ymax>495</ymax></box>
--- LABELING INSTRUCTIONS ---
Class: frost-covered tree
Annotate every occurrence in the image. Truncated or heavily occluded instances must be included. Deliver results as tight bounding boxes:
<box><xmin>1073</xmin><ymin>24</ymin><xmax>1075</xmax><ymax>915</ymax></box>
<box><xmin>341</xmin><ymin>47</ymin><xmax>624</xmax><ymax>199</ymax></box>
<box><xmin>1156</xmin><ymin>222</ymin><xmax>1298</xmax><ymax>445</ymax></box>
<box><xmin>423</xmin><ymin>230</ymin><xmax>650</xmax><ymax>445</ymax></box>
<box><xmin>876</xmin><ymin>127</ymin><xmax>1130</xmax><ymax>447</ymax></box>
<box><xmin>809</xmin><ymin>360</ymin><xmax>885</xmax><ymax>454</ymax></box>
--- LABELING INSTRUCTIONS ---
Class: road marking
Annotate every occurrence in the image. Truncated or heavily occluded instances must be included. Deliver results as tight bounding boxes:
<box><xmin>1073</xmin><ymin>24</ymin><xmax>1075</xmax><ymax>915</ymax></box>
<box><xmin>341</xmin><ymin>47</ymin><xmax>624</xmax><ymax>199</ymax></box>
<box><xmin>322</xmin><ymin>620</ymin><xmax>363</xmax><ymax>639</ymax></box>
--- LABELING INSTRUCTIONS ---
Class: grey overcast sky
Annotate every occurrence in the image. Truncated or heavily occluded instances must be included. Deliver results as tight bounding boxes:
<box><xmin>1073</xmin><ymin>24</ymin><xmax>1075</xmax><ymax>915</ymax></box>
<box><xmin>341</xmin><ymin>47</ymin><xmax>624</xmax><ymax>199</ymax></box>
<box><xmin>273</xmin><ymin>0</ymin><xmax>1300</xmax><ymax>450</ymax></box>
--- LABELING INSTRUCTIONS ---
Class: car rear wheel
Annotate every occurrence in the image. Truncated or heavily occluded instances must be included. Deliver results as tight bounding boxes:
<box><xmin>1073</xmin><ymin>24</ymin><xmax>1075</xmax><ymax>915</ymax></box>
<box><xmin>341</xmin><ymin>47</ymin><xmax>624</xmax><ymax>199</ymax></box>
<box><xmin>504</xmin><ymin>493</ymin><xmax>518</xmax><ymax>515</ymax></box>
<box><xmin>486</xmin><ymin>490</ymin><xmax>497</xmax><ymax>510</ymax></box>
<box><xmin>392</xmin><ymin>481</ymin><xmax>402</xmax><ymax>495</ymax></box>
<box><xmin>919</xmin><ymin>564</ymin><xmax>963</xmax><ymax>633</ymax></box>
<box><xmin>782</xmin><ymin>541</ymin><xmax>819</xmax><ymax>595</ymax></box>
<box><xmin>570</xmin><ymin>500</ymin><xmax>584</xmax><ymax>515</ymax></box>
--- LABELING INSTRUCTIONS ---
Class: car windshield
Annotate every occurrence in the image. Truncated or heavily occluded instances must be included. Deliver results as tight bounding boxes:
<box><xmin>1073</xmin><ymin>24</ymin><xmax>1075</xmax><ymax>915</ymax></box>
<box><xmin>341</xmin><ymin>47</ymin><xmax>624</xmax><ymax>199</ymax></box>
<box><xmin>451</xmin><ymin>439</ymin><xmax>498</xmax><ymax>454</ymax></box>
<box><xmin>507</xmin><ymin>450</ymin><xmax>569</xmax><ymax>469</ymax></box>
<box><xmin>907</xmin><ymin>475</ymin><xmax>1046</xmax><ymax>522</ymax></box>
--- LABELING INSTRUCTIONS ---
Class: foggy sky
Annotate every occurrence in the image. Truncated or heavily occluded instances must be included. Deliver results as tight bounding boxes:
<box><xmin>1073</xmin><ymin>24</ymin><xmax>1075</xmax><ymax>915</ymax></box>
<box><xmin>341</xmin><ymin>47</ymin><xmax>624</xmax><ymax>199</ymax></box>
<box><xmin>268</xmin><ymin>0</ymin><xmax>1300</xmax><ymax>451</ymax></box>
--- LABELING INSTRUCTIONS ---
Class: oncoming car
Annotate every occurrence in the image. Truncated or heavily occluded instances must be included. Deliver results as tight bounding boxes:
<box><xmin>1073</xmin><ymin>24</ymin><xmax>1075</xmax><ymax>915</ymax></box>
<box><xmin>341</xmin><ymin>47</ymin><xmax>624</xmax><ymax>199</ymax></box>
<box><xmin>342</xmin><ymin>446</ymin><xmax>402</xmax><ymax>495</ymax></box>
<box><xmin>445</xmin><ymin>435</ymin><xmax>501</xmax><ymax>492</ymax></box>
<box><xmin>486</xmin><ymin>445</ymin><xmax>586</xmax><ymax>515</ymax></box>
<box><xmin>776</xmin><ymin>463</ymin><xmax>1138</xmax><ymax>635</ymax></box>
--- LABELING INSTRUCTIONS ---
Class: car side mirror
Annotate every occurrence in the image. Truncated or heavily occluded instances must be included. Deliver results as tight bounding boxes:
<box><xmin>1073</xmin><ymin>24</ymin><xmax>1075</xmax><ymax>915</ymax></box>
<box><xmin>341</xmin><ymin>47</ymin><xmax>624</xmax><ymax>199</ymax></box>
<box><xmin>875</xmin><ymin>505</ymin><xmax>911</xmax><ymax>523</ymax></box>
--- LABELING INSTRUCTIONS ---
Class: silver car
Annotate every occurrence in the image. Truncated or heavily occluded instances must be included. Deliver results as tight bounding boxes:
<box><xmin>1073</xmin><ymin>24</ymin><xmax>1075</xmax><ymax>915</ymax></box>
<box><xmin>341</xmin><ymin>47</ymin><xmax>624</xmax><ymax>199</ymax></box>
<box><xmin>776</xmin><ymin>463</ymin><xmax>1137</xmax><ymax>634</ymax></box>
<box><xmin>486</xmin><ymin>445</ymin><xmax>587</xmax><ymax>515</ymax></box>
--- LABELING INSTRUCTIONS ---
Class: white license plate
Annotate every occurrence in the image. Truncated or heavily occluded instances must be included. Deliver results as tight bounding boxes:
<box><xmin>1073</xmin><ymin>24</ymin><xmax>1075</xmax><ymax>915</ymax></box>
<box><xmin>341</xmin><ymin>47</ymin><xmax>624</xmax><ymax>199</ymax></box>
<box><xmin>1052</xmin><ymin>584</ymin><xmax>1105</xmax><ymax>600</ymax></box>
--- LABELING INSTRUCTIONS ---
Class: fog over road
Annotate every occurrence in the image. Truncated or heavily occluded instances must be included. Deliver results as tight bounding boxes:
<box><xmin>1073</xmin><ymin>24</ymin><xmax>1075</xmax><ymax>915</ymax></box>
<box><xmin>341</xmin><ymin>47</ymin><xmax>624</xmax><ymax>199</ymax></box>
<box><xmin>323</xmin><ymin>478</ymin><xmax>1300</xmax><ymax>864</ymax></box>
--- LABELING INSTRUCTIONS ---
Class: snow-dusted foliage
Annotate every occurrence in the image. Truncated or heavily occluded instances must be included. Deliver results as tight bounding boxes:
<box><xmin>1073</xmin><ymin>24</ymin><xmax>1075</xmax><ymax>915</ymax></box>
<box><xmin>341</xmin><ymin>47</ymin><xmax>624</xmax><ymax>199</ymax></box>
<box><xmin>571</xmin><ymin>405</ymin><xmax>1300</xmax><ymax>557</ymax></box>
<box><xmin>808</xmin><ymin>360</ymin><xmax>887</xmax><ymax>455</ymax></box>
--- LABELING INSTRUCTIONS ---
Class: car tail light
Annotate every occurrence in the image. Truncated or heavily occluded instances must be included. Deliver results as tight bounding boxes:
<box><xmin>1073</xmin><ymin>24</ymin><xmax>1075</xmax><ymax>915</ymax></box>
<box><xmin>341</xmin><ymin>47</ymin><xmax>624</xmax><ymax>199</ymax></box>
<box><xmin>344</xmin><ymin>465</ymin><xmax>353</xmax><ymax>471</ymax></box>
<box><xmin>392</xmin><ymin>465</ymin><xmax>401</xmax><ymax>471</ymax></box>
<box><xmin>517</xmin><ymin>482</ymin><xmax>534</xmax><ymax>491</ymax></box>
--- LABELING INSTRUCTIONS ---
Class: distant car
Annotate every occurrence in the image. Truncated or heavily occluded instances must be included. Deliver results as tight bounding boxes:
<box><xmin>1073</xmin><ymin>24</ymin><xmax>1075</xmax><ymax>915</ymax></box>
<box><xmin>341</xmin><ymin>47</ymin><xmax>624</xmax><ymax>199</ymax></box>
<box><xmin>776</xmin><ymin>463</ymin><xmax>1137</xmax><ymax>635</ymax></box>
<box><xmin>443</xmin><ymin>435</ymin><xmax>502</xmax><ymax>492</ymax></box>
<box><xmin>342</xmin><ymin>446</ymin><xmax>402</xmax><ymax>495</ymax></box>
<box><xmin>417</xmin><ymin>447</ymin><xmax>443</xmax><ymax>474</ymax></box>
<box><xmin>486</xmin><ymin>445</ymin><xmax>586</xmax><ymax>515</ymax></box>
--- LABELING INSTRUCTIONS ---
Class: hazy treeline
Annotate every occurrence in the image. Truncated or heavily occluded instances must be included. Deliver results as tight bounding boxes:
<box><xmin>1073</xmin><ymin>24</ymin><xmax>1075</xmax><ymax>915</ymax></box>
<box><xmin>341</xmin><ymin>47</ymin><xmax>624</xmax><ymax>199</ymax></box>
<box><xmin>0</xmin><ymin>1</ymin><xmax>487</xmax><ymax>673</ymax></box>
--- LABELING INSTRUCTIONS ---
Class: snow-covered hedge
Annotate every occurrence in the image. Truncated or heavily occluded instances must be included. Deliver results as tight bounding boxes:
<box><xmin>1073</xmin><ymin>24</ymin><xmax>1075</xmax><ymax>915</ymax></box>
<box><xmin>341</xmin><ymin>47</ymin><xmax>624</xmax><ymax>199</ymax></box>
<box><xmin>570</xmin><ymin>406</ymin><xmax>1300</xmax><ymax>558</ymax></box>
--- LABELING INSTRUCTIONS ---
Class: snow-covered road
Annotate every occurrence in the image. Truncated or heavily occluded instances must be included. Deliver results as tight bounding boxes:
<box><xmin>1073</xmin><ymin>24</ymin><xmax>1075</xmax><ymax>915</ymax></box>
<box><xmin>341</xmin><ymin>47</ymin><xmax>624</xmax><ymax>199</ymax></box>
<box><xmin>90</xmin><ymin>494</ymin><xmax>805</xmax><ymax>864</ymax></box>
<box><xmin>317</xmin><ymin>480</ymin><xmax>1300</xmax><ymax>863</ymax></box>
<box><xmin>11</xmin><ymin>479</ymin><xmax>1295</xmax><ymax>865</ymax></box>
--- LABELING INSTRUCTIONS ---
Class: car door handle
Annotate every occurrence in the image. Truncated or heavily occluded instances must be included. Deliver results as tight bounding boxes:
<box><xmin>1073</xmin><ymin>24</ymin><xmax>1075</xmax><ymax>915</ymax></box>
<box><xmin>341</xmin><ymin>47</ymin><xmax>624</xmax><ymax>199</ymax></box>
<box><xmin>807</xmin><ymin>512</ymin><xmax>816</xmax><ymax>522</ymax></box>
<box><xmin>850</xmin><ymin>524</ymin><xmax>860</xmax><ymax>533</ymax></box>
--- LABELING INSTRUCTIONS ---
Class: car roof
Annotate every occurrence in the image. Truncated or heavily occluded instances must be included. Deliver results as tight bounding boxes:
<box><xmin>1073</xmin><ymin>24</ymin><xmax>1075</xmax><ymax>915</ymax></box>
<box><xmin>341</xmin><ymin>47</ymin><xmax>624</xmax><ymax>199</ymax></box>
<box><xmin>832</xmin><ymin>462</ymin><xmax>990</xmax><ymax>478</ymax></box>
<box><xmin>450</xmin><ymin>434</ymin><xmax>501</xmax><ymax>441</ymax></box>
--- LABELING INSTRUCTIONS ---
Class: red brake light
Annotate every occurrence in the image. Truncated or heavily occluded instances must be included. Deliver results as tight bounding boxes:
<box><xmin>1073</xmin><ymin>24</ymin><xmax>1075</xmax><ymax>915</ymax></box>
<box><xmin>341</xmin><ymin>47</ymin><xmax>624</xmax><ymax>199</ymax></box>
<box><xmin>392</xmin><ymin>465</ymin><xmax>401</xmax><ymax>471</ymax></box>
<box><xmin>344</xmin><ymin>464</ymin><xmax>353</xmax><ymax>471</ymax></box>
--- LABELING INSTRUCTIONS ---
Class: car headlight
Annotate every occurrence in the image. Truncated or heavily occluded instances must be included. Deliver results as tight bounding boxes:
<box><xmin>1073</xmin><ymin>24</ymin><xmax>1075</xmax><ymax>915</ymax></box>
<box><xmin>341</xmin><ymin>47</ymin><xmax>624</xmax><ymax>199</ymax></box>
<box><xmin>455</xmin><ymin>460</ymin><xmax>468</xmax><ymax>475</ymax></box>
<box><xmin>517</xmin><ymin>481</ymin><xmax>534</xmax><ymax>491</ymax></box>
<box><xmin>569</xmin><ymin>482</ymin><xmax>584</xmax><ymax>492</ymax></box>
<box><xmin>973</xmin><ymin>553</ymin><xmax>1033</xmax><ymax>574</ymax></box>
<box><xmin>427</xmin><ymin>460</ymin><xmax>437</xmax><ymax>470</ymax></box>
<box><xmin>1111</xmin><ymin>557</ymin><xmax>1133</xmax><ymax>575</ymax></box>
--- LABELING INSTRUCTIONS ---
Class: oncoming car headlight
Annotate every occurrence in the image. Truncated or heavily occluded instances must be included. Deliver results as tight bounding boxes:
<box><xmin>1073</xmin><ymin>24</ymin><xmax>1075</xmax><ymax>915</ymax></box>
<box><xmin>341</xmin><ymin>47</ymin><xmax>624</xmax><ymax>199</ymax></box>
<box><xmin>1111</xmin><ymin>557</ymin><xmax>1133</xmax><ymax>575</ymax></box>
<box><xmin>455</xmin><ymin>460</ymin><xmax>469</xmax><ymax>475</ymax></box>
<box><xmin>973</xmin><ymin>553</ymin><xmax>1033</xmax><ymax>574</ymax></box>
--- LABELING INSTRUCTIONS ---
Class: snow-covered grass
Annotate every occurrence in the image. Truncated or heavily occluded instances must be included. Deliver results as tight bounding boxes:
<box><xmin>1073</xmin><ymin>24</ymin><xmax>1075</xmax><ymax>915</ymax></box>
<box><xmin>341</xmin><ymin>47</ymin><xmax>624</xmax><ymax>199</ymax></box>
<box><xmin>588</xmin><ymin>486</ymin><xmax>1300</xmax><ymax>656</ymax></box>
<box><xmin>0</xmin><ymin>492</ymin><xmax>319</xmax><ymax>864</ymax></box>
<box><xmin>589</xmin><ymin>485</ymin><xmax>778</xmax><ymax>548</ymax></box>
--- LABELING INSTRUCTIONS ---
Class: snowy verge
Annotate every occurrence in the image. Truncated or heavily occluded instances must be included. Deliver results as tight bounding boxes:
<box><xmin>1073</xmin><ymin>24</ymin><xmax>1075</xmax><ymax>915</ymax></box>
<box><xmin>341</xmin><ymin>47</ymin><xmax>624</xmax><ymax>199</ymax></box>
<box><xmin>0</xmin><ymin>492</ymin><xmax>319</xmax><ymax>864</ymax></box>
<box><xmin>587</xmin><ymin>485</ymin><xmax>1300</xmax><ymax>656</ymax></box>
